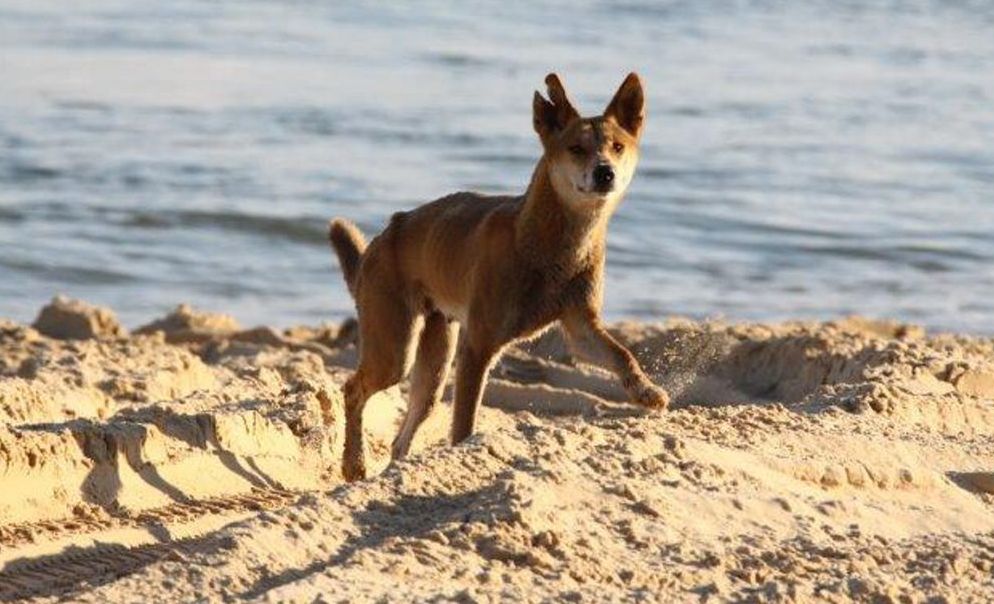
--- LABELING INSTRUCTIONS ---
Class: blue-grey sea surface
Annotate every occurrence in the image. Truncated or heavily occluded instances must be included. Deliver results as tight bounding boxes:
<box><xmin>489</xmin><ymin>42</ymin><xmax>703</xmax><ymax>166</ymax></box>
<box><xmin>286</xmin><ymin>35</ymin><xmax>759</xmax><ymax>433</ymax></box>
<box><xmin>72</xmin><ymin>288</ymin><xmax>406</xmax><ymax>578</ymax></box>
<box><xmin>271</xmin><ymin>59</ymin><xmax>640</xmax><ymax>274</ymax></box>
<box><xmin>1</xmin><ymin>1</ymin><xmax>992</xmax><ymax>333</ymax></box>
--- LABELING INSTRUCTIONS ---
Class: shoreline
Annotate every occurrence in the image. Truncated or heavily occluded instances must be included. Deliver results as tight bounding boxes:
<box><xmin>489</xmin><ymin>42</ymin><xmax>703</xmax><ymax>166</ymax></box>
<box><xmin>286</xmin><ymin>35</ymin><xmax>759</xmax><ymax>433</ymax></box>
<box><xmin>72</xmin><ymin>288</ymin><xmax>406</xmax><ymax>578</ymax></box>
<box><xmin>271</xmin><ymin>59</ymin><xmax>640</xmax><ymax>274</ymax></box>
<box><xmin>6</xmin><ymin>298</ymin><xmax>993</xmax><ymax>342</ymax></box>
<box><xmin>2</xmin><ymin>296</ymin><xmax>993</xmax><ymax>601</ymax></box>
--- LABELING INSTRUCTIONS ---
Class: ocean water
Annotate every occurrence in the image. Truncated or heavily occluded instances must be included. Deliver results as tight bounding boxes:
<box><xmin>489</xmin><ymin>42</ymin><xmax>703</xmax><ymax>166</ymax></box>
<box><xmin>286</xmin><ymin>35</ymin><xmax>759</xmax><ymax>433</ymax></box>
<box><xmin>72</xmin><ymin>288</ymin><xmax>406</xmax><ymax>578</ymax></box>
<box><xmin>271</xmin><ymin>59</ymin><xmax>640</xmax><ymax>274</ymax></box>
<box><xmin>1</xmin><ymin>1</ymin><xmax>992</xmax><ymax>333</ymax></box>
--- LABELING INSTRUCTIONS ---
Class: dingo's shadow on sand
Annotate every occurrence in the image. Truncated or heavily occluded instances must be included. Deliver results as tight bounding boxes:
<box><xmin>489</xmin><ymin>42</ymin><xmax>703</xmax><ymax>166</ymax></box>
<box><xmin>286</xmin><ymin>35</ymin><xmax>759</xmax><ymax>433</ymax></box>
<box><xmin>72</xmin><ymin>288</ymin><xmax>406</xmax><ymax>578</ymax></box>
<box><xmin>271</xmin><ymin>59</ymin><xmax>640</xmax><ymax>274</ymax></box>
<box><xmin>240</xmin><ymin>479</ymin><xmax>513</xmax><ymax>599</ymax></box>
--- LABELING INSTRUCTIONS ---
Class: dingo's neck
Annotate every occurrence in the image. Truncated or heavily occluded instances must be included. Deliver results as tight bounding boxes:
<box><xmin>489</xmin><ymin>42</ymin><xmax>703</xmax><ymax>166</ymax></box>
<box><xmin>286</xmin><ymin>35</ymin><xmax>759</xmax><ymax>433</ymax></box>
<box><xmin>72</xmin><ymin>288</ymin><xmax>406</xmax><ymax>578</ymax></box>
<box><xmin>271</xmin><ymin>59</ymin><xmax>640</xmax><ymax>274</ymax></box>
<box><xmin>516</xmin><ymin>156</ymin><xmax>611</xmax><ymax>266</ymax></box>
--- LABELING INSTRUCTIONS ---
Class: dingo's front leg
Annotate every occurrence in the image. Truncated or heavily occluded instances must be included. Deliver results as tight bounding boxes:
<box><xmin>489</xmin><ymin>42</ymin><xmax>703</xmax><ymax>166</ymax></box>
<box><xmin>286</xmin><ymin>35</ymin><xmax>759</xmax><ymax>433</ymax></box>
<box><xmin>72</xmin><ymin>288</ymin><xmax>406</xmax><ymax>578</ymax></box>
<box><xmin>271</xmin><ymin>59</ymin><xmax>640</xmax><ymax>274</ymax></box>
<box><xmin>451</xmin><ymin>344</ymin><xmax>497</xmax><ymax>443</ymax></box>
<box><xmin>562</xmin><ymin>307</ymin><xmax>670</xmax><ymax>409</ymax></box>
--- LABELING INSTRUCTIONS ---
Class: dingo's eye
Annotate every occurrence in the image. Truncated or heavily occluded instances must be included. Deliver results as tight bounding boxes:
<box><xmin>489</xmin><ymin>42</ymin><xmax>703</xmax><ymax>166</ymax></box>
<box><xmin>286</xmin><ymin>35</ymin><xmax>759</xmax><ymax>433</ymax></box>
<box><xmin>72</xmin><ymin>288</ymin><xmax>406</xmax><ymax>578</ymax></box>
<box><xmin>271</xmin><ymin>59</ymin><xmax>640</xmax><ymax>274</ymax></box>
<box><xmin>569</xmin><ymin>145</ymin><xmax>585</xmax><ymax>156</ymax></box>
<box><xmin>613</xmin><ymin>142</ymin><xmax>625</xmax><ymax>153</ymax></box>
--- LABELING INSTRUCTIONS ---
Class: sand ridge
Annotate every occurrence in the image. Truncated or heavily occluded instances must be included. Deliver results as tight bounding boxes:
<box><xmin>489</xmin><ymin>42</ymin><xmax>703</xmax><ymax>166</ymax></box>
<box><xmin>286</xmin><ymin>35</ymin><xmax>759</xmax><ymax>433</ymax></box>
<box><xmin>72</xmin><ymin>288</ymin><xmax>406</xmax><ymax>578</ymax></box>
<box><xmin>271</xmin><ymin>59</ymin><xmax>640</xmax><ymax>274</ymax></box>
<box><xmin>1</xmin><ymin>297</ymin><xmax>993</xmax><ymax>602</ymax></box>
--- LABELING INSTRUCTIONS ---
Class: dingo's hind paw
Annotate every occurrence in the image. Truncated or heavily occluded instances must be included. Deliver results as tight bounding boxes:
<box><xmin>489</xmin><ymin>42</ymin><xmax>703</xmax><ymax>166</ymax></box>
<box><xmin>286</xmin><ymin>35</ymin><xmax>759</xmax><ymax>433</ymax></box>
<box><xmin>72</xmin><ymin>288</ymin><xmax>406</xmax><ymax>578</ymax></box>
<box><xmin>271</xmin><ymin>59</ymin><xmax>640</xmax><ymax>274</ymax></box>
<box><xmin>342</xmin><ymin>456</ymin><xmax>367</xmax><ymax>482</ymax></box>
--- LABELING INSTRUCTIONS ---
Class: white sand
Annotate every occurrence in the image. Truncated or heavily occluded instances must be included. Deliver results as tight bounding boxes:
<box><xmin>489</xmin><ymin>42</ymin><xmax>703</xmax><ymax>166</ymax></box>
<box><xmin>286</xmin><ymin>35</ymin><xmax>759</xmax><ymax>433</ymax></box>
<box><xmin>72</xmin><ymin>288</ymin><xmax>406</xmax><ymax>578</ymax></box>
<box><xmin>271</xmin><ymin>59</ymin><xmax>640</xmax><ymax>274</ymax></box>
<box><xmin>2</xmin><ymin>298</ymin><xmax>994</xmax><ymax>602</ymax></box>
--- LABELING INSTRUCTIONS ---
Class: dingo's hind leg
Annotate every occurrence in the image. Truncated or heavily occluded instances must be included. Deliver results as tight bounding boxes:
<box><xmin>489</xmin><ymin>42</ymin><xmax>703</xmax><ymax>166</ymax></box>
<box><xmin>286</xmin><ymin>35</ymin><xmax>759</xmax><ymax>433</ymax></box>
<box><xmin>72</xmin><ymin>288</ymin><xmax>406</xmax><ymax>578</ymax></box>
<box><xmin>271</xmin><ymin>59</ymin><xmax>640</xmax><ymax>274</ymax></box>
<box><xmin>391</xmin><ymin>311</ymin><xmax>458</xmax><ymax>460</ymax></box>
<box><xmin>342</xmin><ymin>285</ymin><xmax>417</xmax><ymax>481</ymax></box>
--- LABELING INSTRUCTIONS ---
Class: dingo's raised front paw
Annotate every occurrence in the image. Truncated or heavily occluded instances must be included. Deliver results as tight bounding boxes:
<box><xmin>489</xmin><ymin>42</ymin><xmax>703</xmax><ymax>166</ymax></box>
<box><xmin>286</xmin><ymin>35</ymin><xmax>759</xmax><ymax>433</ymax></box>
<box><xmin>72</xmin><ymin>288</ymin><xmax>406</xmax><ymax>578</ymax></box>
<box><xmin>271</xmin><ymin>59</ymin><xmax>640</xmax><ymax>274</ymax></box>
<box><xmin>633</xmin><ymin>383</ymin><xmax>670</xmax><ymax>410</ymax></box>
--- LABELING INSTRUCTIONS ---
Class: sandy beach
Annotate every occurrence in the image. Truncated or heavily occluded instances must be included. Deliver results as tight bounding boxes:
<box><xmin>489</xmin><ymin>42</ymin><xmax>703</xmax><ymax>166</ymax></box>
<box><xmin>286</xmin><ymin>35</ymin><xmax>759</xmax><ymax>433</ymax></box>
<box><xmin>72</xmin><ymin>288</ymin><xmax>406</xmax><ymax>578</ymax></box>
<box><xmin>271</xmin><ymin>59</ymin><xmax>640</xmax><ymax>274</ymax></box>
<box><xmin>0</xmin><ymin>296</ymin><xmax>992</xmax><ymax>601</ymax></box>
<box><xmin>3</xmin><ymin>2</ymin><xmax>992</xmax><ymax>602</ymax></box>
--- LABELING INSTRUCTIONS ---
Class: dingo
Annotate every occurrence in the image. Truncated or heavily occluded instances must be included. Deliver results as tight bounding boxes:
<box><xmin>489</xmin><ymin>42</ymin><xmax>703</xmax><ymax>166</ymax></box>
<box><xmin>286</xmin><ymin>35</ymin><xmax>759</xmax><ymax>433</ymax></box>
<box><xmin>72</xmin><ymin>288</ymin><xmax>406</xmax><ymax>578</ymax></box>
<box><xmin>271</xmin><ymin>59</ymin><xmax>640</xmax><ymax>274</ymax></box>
<box><xmin>329</xmin><ymin>73</ymin><xmax>669</xmax><ymax>480</ymax></box>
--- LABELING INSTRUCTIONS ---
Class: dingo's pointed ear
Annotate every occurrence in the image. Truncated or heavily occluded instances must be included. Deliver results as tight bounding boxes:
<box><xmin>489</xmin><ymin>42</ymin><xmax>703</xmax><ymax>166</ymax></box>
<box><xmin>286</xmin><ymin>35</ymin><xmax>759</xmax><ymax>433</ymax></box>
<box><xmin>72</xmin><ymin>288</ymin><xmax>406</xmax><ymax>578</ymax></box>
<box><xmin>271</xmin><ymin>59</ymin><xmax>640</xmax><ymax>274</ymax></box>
<box><xmin>533</xmin><ymin>73</ymin><xmax>580</xmax><ymax>143</ymax></box>
<box><xmin>604</xmin><ymin>72</ymin><xmax>645</xmax><ymax>138</ymax></box>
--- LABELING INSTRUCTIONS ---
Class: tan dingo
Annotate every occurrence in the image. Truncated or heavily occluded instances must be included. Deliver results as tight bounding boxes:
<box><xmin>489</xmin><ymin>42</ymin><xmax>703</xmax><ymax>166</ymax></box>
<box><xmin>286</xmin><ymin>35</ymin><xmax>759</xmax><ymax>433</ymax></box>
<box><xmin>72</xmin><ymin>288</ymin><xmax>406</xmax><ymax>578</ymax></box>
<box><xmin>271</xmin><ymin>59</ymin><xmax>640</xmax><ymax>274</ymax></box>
<box><xmin>329</xmin><ymin>73</ymin><xmax>669</xmax><ymax>481</ymax></box>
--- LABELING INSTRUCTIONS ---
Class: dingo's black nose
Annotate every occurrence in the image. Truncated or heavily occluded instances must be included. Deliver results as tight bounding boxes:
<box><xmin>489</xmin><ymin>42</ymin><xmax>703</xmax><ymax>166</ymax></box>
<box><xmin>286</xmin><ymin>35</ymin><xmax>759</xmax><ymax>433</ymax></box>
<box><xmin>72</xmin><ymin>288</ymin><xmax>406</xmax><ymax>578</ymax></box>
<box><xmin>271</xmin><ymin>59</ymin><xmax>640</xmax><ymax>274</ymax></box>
<box><xmin>593</xmin><ymin>164</ymin><xmax>614</xmax><ymax>191</ymax></box>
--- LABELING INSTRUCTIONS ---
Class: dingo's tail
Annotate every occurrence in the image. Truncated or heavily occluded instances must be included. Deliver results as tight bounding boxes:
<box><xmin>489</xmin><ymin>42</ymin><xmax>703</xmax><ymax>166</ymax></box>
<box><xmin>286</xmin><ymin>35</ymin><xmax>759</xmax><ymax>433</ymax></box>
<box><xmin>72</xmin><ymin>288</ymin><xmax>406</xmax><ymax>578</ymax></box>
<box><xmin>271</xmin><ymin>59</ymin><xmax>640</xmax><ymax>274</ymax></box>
<box><xmin>328</xmin><ymin>219</ymin><xmax>366</xmax><ymax>297</ymax></box>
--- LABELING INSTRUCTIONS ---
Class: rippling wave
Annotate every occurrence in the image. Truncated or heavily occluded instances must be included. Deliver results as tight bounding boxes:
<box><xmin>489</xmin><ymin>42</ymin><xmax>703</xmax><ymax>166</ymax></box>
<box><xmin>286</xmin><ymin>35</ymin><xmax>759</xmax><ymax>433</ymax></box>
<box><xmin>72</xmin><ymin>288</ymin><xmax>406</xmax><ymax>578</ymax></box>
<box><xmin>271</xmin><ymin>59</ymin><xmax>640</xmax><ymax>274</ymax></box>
<box><xmin>1</xmin><ymin>0</ymin><xmax>992</xmax><ymax>332</ymax></box>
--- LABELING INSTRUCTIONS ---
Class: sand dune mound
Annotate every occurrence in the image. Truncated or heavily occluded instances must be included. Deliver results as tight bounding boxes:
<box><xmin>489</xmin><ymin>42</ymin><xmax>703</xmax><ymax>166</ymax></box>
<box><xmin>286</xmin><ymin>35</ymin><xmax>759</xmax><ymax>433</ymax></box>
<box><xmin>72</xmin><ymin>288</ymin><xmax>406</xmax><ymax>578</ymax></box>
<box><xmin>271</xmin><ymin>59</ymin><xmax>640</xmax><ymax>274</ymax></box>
<box><xmin>1</xmin><ymin>301</ymin><xmax>993</xmax><ymax>602</ymax></box>
<box><xmin>607</xmin><ymin>319</ymin><xmax>994</xmax><ymax>432</ymax></box>
<box><xmin>31</xmin><ymin>296</ymin><xmax>127</xmax><ymax>341</ymax></box>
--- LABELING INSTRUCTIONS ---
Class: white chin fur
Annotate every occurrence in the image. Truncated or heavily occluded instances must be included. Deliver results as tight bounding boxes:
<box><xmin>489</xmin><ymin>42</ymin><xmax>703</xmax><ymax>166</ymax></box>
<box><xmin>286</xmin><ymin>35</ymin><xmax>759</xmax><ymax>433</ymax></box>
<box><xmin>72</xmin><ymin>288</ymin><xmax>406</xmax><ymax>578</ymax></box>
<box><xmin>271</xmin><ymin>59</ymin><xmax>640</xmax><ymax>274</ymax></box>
<box><xmin>550</xmin><ymin>164</ymin><xmax>625</xmax><ymax>208</ymax></box>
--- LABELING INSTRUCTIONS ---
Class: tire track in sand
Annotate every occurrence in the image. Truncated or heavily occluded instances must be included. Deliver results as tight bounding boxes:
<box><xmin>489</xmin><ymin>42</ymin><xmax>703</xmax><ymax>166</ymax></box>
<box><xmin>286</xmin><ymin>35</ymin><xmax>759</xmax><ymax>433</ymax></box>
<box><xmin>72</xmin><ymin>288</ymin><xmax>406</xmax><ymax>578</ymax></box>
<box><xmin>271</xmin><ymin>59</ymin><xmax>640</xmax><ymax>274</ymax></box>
<box><xmin>0</xmin><ymin>487</ymin><xmax>301</xmax><ymax>601</ymax></box>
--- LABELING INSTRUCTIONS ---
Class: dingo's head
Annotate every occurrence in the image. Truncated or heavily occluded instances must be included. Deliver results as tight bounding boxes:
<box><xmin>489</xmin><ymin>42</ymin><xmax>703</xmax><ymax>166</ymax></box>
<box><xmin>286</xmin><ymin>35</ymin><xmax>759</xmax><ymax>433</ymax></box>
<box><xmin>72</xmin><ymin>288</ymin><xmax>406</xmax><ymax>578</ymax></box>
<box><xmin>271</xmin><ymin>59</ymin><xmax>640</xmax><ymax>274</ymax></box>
<box><xmin>533</xmin><ymin>73</ymin><xmax>645</xmax><ymax>211</ymax></box>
